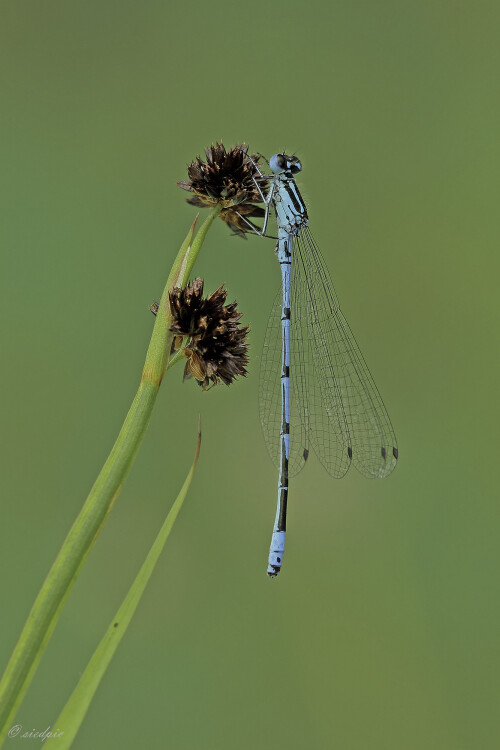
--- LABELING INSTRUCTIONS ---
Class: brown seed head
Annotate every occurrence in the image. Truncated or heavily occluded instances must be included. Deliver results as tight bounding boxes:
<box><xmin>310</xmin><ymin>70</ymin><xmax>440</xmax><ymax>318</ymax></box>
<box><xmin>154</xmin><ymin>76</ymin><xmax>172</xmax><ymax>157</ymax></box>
<box><xmin>177</xmin><ymin>142</ymin><xmax>268</xmax><ymax>237</ymax></box>
<box><xmin>168</xmin><ymin>278</ymin><xmax>249</xmax><ymax>388</ymax></box>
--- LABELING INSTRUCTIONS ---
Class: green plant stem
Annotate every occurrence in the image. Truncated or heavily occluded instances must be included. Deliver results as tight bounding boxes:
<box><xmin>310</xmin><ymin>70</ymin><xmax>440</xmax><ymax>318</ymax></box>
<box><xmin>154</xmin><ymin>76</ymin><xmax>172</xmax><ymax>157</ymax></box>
<box><xmin>0</xmin><ymin>205</ymin><xmax>221</xmax><ymax>744</ymax></box>
<box><xmin>165</xmin><ymin>348</ymin><xmax>185</xmax><ymax>373</ymax></box>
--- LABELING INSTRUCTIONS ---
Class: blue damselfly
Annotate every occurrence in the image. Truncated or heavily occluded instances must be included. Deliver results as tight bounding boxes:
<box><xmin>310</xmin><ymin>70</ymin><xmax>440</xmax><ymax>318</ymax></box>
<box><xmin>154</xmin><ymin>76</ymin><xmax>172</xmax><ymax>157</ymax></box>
<box><xmin>241</xmin><ymin>153</ymin><xmax>398</xmax><ymax>576</ymax></box>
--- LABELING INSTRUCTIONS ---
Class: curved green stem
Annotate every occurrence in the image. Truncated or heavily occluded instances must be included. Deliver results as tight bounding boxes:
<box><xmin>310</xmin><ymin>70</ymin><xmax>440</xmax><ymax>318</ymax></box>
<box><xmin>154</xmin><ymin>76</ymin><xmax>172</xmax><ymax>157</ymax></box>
<box><xmin>0</xmin><ymin>206</ymin><xmax>221</xmax><ymax>745</ymax></box>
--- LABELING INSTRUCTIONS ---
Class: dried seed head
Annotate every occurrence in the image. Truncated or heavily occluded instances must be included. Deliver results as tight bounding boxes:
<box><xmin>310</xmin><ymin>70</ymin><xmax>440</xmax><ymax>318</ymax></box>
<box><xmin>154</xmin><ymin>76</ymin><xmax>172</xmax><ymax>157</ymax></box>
<box><xmin>168</xmin><ymin>278</ymin><xmax>249</xmax><ymax>389</ymax></box>
<box><xmin>177</xmin><ymin>142</ymin><xmax>267</xmax><ymax>237</ymax></box>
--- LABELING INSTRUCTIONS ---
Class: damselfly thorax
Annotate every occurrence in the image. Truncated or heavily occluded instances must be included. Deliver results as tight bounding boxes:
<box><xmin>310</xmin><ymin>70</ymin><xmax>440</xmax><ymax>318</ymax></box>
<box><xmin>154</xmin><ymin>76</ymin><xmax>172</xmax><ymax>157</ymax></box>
<box><xmin>272</xmin><ymin>175</ymin><xmax>309</xmax><ymax>235</ymax></box>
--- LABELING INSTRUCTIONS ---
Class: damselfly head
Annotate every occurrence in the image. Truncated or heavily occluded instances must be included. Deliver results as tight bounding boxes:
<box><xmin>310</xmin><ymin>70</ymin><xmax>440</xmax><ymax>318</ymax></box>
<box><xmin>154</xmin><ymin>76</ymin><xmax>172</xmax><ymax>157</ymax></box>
<box><xmin>269</xmin><ymin>153</ymin><xmax>302</xmax><ymax>175</ymax></box>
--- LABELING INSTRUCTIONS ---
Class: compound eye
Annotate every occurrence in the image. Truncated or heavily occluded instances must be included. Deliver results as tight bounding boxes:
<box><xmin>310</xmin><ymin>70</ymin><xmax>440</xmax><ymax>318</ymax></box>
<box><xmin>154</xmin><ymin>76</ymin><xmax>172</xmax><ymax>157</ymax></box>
<box><xmin>269</xmin><ymin>153</ymin><xmax>286</xmax><ymax>173</ymax></box>
<box><xmin>288</xmin><ymin>159</ymin><xmax>302</xmax><ymax>174</ymax></box>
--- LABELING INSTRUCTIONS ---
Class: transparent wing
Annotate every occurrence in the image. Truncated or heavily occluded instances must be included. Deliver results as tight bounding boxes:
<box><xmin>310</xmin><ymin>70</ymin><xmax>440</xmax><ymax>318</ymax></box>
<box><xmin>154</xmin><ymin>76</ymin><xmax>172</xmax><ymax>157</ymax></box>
<box><xmin>259</xmin><ymin>287</ymin><xmax>309</xmax><ymax>478</ymax></box>
<box><xmin>293</xmin><ymin>226</ymin><xmax>398</xmax><ymax>479</ymax></box>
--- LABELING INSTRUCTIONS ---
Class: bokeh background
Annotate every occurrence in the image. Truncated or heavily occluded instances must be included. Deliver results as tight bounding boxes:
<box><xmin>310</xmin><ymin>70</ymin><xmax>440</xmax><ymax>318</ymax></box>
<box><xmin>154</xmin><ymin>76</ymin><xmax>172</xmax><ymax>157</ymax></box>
<box><xmin>1</xmin><ymin>2</ymin><xmax>498</xmax><ymax>748</ymax></box>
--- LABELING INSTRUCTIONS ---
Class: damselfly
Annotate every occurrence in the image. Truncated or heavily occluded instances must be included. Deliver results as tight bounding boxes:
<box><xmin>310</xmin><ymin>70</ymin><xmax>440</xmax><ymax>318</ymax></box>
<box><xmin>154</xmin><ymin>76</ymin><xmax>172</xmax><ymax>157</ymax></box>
<box><xmin>240</xmin><ymin>153</ymin><xmax>398</xmax><ymax>576</ymax></box>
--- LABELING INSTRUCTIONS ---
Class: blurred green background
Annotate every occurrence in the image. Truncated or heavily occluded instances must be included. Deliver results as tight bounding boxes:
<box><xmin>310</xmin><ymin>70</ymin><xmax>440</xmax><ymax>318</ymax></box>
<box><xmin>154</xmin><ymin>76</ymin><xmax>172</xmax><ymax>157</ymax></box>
<box><xmin>1</xmin><ymin>1</ymin><xmax>498</xmax><ymax>748</ymax></box>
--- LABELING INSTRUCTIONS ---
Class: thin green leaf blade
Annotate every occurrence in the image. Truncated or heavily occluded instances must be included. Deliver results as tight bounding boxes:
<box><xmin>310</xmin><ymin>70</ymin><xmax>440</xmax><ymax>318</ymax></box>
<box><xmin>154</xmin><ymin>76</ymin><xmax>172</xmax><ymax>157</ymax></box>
<box><xmin>49</xmin><ymin>418</ymin><xmax>202</xmax><ymax>750</ymax></box>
